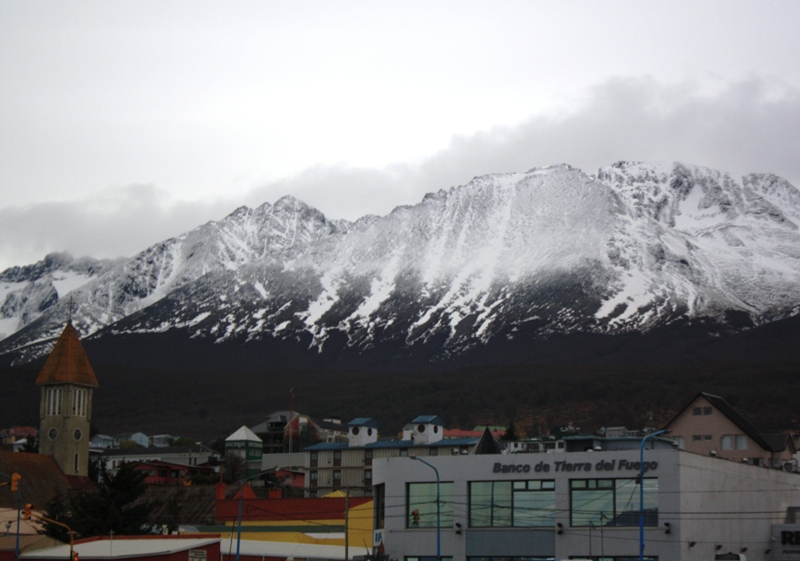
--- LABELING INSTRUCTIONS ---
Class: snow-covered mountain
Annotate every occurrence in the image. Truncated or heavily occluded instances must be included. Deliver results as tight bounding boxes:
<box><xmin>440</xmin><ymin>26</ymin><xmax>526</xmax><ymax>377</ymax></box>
<box><xmin>0</xmin><ymin>252</ymin><xmax>122</xmax><ymax>342</ymax></box>
<box><xmin>3</xmin><ymin>162</ymin><xmax>800</xmax><ymax>367</ymax></box>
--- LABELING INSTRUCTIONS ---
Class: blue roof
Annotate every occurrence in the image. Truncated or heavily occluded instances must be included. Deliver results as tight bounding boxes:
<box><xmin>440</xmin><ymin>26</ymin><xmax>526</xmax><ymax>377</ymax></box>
<box><xmin>411</xmin><ymin>415</ymin><xmax>445</xmax><ymax>426</ymax></box>
<box><xmin>348</xmin><ymin>418</ymin><xmax>380</xmax><ymax>428</ymax></box>
<box><xmin>305</xmin><ymin>437</ymin><xmax>478</xmax><ymax>452</ymax></box>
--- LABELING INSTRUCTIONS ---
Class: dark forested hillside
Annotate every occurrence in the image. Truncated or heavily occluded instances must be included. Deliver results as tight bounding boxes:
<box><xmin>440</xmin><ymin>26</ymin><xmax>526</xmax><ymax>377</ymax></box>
<box><xmin>2</xmin><ymin>314</ymin><xmax>799</xmax><ymax>442</ymax></box>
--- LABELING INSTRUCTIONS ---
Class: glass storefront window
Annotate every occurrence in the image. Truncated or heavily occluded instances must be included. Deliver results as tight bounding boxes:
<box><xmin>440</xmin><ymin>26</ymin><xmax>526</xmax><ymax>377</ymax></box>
<box><xmin>469</xmin><ymin>480</ymin><xmax>555</xmax><ymax>527</ymax></box>
<box><xmin>407</xmin><ymin>482</ymin><xmax>454</xmax><ymax>528</ymax></box>
<box><xmin>468</xmin><ymin>558</ymin><xmax>555</xmax><ymax>561</ymax></box>
<box><xmin>570</xmin><ymin>478</ymin><xmax>658</xmax><ymax>527</ymax></box>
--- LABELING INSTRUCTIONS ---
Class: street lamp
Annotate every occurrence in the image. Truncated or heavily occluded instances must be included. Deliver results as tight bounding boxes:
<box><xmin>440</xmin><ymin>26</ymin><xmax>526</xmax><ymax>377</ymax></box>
<box><xmin>639</xmin><ymin>429</ymin><xmax>669</xmax><ymax>561</ymax></box>
<box><xmin>234</xmin><ymin>470</ymin><xmax>272</xmax><ymax>561</ymax></box>
<box><xmin>409</xmin><ymin>456</ymin><xmax>440</xmax><ymax>561</ymax></box>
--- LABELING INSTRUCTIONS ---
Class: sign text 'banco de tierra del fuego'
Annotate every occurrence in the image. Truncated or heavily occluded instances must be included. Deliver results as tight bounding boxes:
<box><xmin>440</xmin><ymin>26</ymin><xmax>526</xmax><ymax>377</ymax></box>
<box><xmin>492</xmin><ymin>459</ymin><xmax>658</xmax><ymax>474</ymax></box>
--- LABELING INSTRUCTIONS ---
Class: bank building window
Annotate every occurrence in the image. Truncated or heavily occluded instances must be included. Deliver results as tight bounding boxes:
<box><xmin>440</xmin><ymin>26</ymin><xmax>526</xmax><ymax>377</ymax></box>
<box><xmin>466</xmin><ymin>558</ymin><xmax>565</xmax><ymax>561</ymax></box>
<box><xmin>407</xmin><ymin>482</ymin><xmax>454</xmax><ymax>528</ymax></box>
<box><xmin>570</xmin><ymin>478</ymin><xmax>658</xmax><ymax>527</ymax></box>
<box><xmin>469</xmin><ymin>480</ymin><xmax>555</xmax><ymax>527</ymax></box>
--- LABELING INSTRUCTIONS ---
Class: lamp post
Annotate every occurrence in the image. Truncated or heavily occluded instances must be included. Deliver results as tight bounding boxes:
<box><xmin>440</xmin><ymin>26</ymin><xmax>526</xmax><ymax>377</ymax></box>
<box><xmin>639</xmin><ymin>429</ymin><xmax>668</xmax><ymax>561</ymax></box>
<box><xmin>234</xmin><ymin>470</ymin><xmax>272</xmax><ymax>561</ymax></box>
<box><xmin>410</xmin><ymin>456</ymin><xmax>440</xmax><ymax>561</ymax></box>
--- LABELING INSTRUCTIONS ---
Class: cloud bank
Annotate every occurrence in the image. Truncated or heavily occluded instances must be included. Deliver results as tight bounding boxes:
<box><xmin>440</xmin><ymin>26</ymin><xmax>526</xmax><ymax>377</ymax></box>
<box><xmin>2</xmin><ymin>77</ymin><xmax>798</xmax><ymax>271</ymax></box>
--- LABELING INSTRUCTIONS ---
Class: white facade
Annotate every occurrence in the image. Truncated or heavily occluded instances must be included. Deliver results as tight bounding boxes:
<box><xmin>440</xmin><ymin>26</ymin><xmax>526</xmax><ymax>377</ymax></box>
<box><xmin>372</xmin><ymin>448</ymin><xmax>800</xmax><ymax>561</ymax></box>
<box><xmin>409</xmin><ymin>416</ymin><xmax>446</xmax><ymax>445</ymax></box>
<box><xmin>347</xmin><ymin>419</ymin><xmax>379</xmax><ymax>448</ymax></box>
<box><xmin>100</xmin><ymin>445</ymin><xmax>218</xmax><ymax>473</ymax></box>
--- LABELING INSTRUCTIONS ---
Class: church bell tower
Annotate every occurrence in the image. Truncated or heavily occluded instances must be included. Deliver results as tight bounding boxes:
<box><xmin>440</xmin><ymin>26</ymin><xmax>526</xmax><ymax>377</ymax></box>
<box><xmin>36</xmin><ymin>321</ymin><xmax>99</xmax><ymax>477</ymax></box>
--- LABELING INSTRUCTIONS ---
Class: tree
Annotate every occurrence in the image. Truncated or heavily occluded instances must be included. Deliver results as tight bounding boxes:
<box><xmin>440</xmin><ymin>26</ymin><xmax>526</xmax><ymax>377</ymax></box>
<box><xmin>42</xmin><ymin>494</ymin><xmax>72</xmax><ymax>542</ymax></box>
<box><xmin>45</xmin><ymin>462</ymin><xmax>157</xmax><ymax>538</ymax></box>
<box><xmin>222</xmin><ymin>453</ymin><xmax>246</xmax><ymax>484</ymax></box>
<box><xmin>500</xmin><ymin>420</ymin><xmax>518</xmax><ymax>441</ymax></box>
<box><xmin>21</xmin><ymin>435</ymin><xmax>37</xmax><ymax>453</ymax></box>
<box><xmin>88</xmin><ymin>457</ymin><xmax>101</xmax><ymax>483</ymax></box>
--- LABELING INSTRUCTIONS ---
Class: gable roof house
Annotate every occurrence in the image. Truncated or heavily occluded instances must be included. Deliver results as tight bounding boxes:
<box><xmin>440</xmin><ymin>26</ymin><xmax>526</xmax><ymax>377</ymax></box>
<box><xmin>665</xmin><ymin>391</ymin><xmax>796</xmax><ymax>468</ymax></box>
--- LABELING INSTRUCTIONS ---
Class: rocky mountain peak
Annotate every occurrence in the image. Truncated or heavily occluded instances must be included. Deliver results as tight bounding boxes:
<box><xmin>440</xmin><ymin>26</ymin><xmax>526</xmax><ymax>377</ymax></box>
<box><xmin>2</xmin><ymin>162</ymin><xmax>800</xmax><ymax>367</ymax></box>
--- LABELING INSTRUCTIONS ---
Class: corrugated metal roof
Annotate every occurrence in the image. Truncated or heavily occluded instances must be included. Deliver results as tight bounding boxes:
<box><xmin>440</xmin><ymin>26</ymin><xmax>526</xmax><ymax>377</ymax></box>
<box><xmin>347</xmin><ymin>418</ymin><xmax>379</xmax><ymax>428</ymax></box>
<box><xmin>0</xmin><ymin>535</ymin><xmax>63</xmax><ymax>553</ymax></box>
<box><xmin>143</xmin><ymin>486</ymin><xmax>218</xmax><ymax>527</ymax></box>
<box><xmin>0</xmin><ymin>452</ymin><xmax>80</xmax><ymax>511</ymax></box>
<box><xmin>35</xmin><ymin>322</ymin><xmax>99</xmax><ymax>387</ymax></box>
<box><xmin>21</xmin><ymin>538</ymin><xmax>220</xmax><ymax>559</ymax></box>
<box><xmin>411</xmin><ymin>415</ymin><xmax>445</xmax><ymax>426</ymax></box>
<box><xmin>101</xmin><ymin>445</ymin><xmax>215</xmax><ymax>458</ymax></box>
<box><xmin>228</xmin><ymin>538</ymin><xmax>346</xmax><ymax>560</ymax></box>
<box><xmin>250</xmin><ymin>411</ymin><xmax>295</xmax><ymax>433</ymax></box>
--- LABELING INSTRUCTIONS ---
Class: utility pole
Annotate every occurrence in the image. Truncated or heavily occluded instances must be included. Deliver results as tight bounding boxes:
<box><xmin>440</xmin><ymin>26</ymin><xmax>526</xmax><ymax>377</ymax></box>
<box><xmin>639</xmin><ymin>429</ymin><xmax>669</xmax><ymax>561</ymax></box>
<box><xmin>288</xmin><ymin>388</ymin><xmax>294</xmax><ymax>453</ymax></box>
<box><xmin>345</xmin><ymin>487</ymin><xmax>350</xmax><ymax>561</ymax></box>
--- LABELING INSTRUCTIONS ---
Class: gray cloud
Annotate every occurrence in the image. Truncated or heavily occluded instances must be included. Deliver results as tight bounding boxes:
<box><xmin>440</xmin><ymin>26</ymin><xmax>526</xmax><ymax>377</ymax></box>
<box><xmin>2</xmin><ymin>76</ymin><xmax>798</xmax><ymax>271</ymax></box>
<box><xmin>251</xmin><ymin>76</ymin><xmax>800</xmax><ymax>223</ymax></box>
<box><xmin>0</xmin><ymin>185</ymin><xmax>235</xmax><ymax>269</ymax></box>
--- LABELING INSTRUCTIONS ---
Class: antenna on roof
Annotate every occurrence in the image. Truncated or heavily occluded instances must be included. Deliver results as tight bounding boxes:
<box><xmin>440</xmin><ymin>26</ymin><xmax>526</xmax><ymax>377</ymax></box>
<box><xmin>66</xmin><ymin>296</ymin><xmax>76</xmax><ymax>323</ymax></box>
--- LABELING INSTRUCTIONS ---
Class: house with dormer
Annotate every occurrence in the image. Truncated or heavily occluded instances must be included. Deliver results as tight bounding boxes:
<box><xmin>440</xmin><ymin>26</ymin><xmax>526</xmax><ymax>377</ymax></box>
<box><xmin>665</xmin><ymin>391</ymin><xmax>796</xmax><ymax>468</ymax></box>
<box><xmin>304</xmin><ymin>416</ymin><xmax>482</xmax><ymax>498</ymax></box>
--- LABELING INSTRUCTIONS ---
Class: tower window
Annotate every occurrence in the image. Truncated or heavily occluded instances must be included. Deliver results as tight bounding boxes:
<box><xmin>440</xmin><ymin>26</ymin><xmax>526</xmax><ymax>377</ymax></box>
<box><xmin>74</xmin><ymin>453</ymin><xmax>79</xmax><ymax>473</ymax></box>
<box><xmin>46</xmin><ymin>387</ymin><xmax>63</xmax><ymax>416</ymax></box>
<box><xmin>72</xmin><ymin>388</ymin><xmax>88</xmax><ymax>417</ymax></box>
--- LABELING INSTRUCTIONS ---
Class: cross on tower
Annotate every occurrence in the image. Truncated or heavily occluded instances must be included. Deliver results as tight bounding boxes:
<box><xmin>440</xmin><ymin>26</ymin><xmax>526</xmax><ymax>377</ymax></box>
<box><xmin>67</xmin><ymin>296</ymin><xmax>76</xmax><ymax>322</ymax></box>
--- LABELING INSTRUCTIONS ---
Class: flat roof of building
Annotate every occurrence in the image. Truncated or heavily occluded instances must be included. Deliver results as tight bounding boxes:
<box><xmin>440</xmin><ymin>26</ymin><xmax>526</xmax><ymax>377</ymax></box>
<box><xmin>305</xmin><ymin>437</ymin><xmax>479</xmax><ymax>451</ymax></box>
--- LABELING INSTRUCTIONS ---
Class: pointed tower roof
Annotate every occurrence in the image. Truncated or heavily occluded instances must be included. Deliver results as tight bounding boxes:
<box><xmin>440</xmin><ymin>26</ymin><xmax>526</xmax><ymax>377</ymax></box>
<box><xmin>35</xmin><ymin>322</ymin><xmax>99</xmax><ymax>387</ymax></box>
<box><xmin>471</xmin><ymin>427</ymin><xmax>503</xmax><ymax>455</ymax></box>
<box><xmin>225</xmin><ymin>425</ymin><xmax>262</xmax><ymax>443</ymax></box>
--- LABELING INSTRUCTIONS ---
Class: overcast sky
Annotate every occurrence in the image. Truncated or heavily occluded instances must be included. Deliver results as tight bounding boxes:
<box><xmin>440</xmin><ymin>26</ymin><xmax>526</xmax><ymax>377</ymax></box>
<box><xmin>2</xmin><ymin>1</ymin><xmax>799</xmax><ymax>271</ymax></box>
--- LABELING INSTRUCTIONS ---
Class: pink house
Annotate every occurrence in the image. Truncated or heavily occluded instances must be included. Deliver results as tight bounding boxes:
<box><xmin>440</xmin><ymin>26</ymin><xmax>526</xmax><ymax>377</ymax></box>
<box><xmin>665</xmin><ymin>392</ymin><xmax>796</xmax><ymax>468</ymax></box>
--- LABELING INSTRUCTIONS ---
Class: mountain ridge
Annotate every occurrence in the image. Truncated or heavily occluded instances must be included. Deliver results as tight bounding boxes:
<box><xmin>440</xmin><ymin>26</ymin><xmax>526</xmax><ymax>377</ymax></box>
<box><xmin>2</xmin><ymin>161</ymin><xmax>800</xmax><ymax>369</ymax></box>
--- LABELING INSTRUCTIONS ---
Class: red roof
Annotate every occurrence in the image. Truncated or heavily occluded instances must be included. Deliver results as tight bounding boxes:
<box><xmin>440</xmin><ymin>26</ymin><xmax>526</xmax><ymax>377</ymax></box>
<box><xmin>445</xmin><ymin>429</ymin><xmax>504</xmax><ymax>439</ymax></box>
<box><xmin>0</xmin><ymin>451</ymin><xmax>93</xmax><ymax>510</ymax></box>
<box><xmin>35</xmin><ymin>322</ymin><xmax>99</xmax><ymax>387</ymax></box>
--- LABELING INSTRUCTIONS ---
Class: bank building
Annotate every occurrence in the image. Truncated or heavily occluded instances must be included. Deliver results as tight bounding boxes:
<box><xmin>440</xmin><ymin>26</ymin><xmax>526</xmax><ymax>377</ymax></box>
<box><xmin>372</xmin><ymin>410</ymin><xmax>800</xmax><ymax>561</ymax></box>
